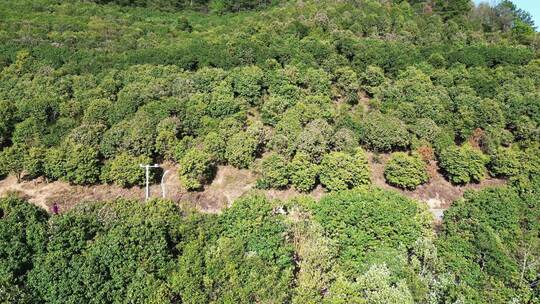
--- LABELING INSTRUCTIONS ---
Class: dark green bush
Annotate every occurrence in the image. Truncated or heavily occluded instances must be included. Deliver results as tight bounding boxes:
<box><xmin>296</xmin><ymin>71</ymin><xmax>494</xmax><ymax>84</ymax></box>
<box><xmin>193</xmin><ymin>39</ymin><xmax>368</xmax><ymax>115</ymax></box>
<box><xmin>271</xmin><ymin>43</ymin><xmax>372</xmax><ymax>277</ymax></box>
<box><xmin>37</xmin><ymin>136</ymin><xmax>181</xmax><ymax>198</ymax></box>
<box><xmin>384</xmin><ymin>152</ymin><xmax>429</xmax><ymax>190</ymax></box>
<box><xmin>319</xmin><ymin>148</ymin><xmax>370</xmax><ymax>191</ymax></box>
<box><xmin>257</xmin><ymin>153</ymin><xmax>289</xmax><ymax>189</ymax></box>
<box><xmin>101</xmin><ymin>153</ymin><xmax>153</xmax><ymax>188</ymax></box>
<box><xmin>439</xmin><ymin>144</ymin><xmax>489</xmax><ymax>184</ymax></box>
<box><xmin>288</xmin><ymin>152</ymin><xmax>319</xmax><ymax>192</ymax></box>
<box><xmin>178</xmin><ymin>148</ymin><xmax>215</xmax><ymax>191</ymax></box>
<box><xmin>360</xmin><ymin>112</ymin><xmax>410</xmax><ymax>152</ymax></box>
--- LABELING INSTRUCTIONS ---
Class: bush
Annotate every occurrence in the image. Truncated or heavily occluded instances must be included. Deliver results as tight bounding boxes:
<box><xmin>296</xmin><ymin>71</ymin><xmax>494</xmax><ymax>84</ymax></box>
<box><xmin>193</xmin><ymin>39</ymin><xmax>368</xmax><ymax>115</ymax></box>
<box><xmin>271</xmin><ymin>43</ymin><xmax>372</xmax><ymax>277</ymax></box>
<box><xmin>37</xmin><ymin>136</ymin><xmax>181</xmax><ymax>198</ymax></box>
<box><xmin>360</xmin><ymin>112</ymin><xmax>410</xmax><ymax>152</ymax></box>
<box><xmin>225</xmin><ymin>124</ymin><xmax>263</xmax><ymax>169</ymax></box>
<box><xmin>155</xmin><ymin>117</ymin><xmax>182</xmax><ymax>161</ymax></box>
<box><xmin>360</xmin><ymin>65</ymin><xmax>386</xmax><ymax>95</ymax></box>
<box><xmin>231</xmin><ymin>65</ymin><xmax>264</xmax><ymax>105</ymax></box>
<box><xmin>319</xmin><ymin>149</ymin><xmax>370</xmax><ymax>191</ymax></box>
<box><xmin>332</xmin><ymin>128</ymin><xmax>359</xmax><ymax>153</ymax></box>
<box><xmin>101</xmin><ymin>153</ymin><xmax>152</xmax><ymax>187</ymax></box>
<box><xmin>43</xmin><ymin>147</ymin><xmax>67</xmax><ymax>181</ymax></box>
<box><xmin>294</xmin><ymin>119</ymin><xmax>333</xmax><ymax>163</ymax></box>
<box><xmin>178</xmin><ymin>148</ymin><xmax>215</xmax><ymax>191</ymax></box>
<box><xmin>384</xmin><ymin>152</ymin><xmax>429</xmax><ymax>190</ymax></box>
<box><xmin>334</xmin><ymin>67</ymin><xmax>359</xmax><ymax>104</ymax></box>
<box><xmin>488</xmin><ymin>147</ymin><xmax>522</xmax><ymax>178</ymax></box>
<box><xmin>310</xmin><ymin>188</ymin><xmax>432</xmax><ymax>272</ymax></box>
<box><xmin>289</xmin><ymin>152</ymin><xmax>319</xmax><ymax>192</ymax></box>
<box><xmin>439</xmin><ymin>144</ymin><xmax>489</xmax><ymax>184</ymax></box>
<box><xmin>257</xmin><ymin>153</ymin><xmax>289</xmax><ymax>189</ymax></box>
<box><xmin>0</xmin><ymin>144</ymin><xmax>26</xmax><ymax>182</ymax></box>
<box><xmin>63</xmin><ymin>144</ymin><xmax>101</xmax><ymax>185</ymax></box>
<box><xmin>23</xmin><ymin>146</ymin><xmax>46</xmax><ymax>179</ymax></box>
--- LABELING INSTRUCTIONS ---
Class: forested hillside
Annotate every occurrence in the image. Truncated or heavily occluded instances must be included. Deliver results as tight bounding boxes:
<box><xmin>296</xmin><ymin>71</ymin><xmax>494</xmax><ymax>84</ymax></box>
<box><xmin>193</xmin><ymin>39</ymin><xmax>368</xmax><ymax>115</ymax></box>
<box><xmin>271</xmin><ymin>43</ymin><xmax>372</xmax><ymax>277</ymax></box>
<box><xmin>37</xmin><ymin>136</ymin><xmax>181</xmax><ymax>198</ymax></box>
<box><xmin>0</xmin><ymin>0</ymin><xmax>539</xmax><ymax>302</ymax></box>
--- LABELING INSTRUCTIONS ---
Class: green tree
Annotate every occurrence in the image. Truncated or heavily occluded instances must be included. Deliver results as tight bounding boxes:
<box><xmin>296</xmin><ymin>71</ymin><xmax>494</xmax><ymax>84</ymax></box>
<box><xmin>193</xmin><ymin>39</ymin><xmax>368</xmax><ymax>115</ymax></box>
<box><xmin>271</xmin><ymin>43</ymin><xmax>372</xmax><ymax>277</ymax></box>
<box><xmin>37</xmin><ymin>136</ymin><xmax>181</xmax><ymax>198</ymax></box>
<box><xmin>326</xmin><ymin>264</ymin><xmax>414</xmax><ymax>304</ymax></box>
<box><xmin>319</xmin><ymin>149</ymin><xmax>370</xmax><ymax>191</ymax></box>
<box><xmin>360</xmin><ymin>112</ymin><xmax>410</xmax><ymax>152</ymax></box>
<box><xmin>0</xmin><ymin>100</ymin><xmax>16</xmax><ymax>146</ymax></box>
<box><xmin>231</xmin><ymin>65</ymin><xmax>264</xmax><ymax>105</ymax></box>
<box><xmin>101</xmin><ymin>153</ymin><xmax>152</xmax><ymax>187</ymax></box>
<box><xmin>63</xmin><ymin>144</ymin><xmax>101</xmax><ymax>185</ymax></box>
<box><xmin>178</xmin><ymin>148</ymin><xmax>215</xmax><ymax>191</ymax></box>
<box><xmin>295</xmin><ymin>119</ymin><xmax>333</xmax><ymax>163</ymax></box>
<box><xmin>155</xmin><ymin>117</ymin><xmax>182</xmax><ymax>161</ymax></box>
<box><xmin>288</xmin><ymin>152</ymin><xmax>319</xmax><ymax>193</ymax></box>
<box><xmin>384</xmin><ymin>152</ymin><xmax>429</xmax><ymax>190</ymax></box>
<box><xmin>257</xmin><ymin>153</ymin><xmax>289</xmax><ymax>189</ymax></box>
<box><xmin>225</xmin><ymin>124</ymin><xmax>263</xmax><ymax>169</ymax></box>
<box><xmin>0</xmin><ymin>144</ymin><xmax>26</xmax><ymax>182</ymax></box>
<box><xmin>439</xmin><ymin>144</ymin><xmax>489</xmax><ymax>184</ymax></box>
<box><xmin>0</xmin><ymin>196</ymin><xmax>48</xmax><ymax>303</ymax></box>
<box><xmin>334</xmin><ymin>67</ymin><xmax>359</xmax><ymax>104</ymax></box>
<box><xmin>310</xmin><ymin>188</ymin><xmax>432</xmax><ymax>275</ymax></box>
<box><xmin>434</xmin><ymin>0</ymin><xmax>472</xmax><ymax>20</ymax></box>
<box><xmin>332</xmin><ymin>128</ymin><xmax>359</xmax><ymax>153</ymax></box>
<box><xmin>437</xmin><ymin>187</ymin><xmax>538</xmax><ymax>302</ymax></box>
<box><xmin>23</xmin><ymin>146</ymin><xmax>46</xmax><ymax>179</ymax></box>
<box><xmin>488</xmin><ymin>146</ymin><xmax>522</xmax><ymax>178</ymax></box>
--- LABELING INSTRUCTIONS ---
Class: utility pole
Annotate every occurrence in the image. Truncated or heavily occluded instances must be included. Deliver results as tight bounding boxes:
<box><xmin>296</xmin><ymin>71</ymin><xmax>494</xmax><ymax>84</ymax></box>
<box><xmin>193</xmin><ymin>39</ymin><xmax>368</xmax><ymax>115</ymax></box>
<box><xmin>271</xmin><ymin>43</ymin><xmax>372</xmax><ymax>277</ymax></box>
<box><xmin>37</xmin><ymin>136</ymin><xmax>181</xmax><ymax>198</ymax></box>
<box><xmin>139</xmin><ymin>164</ymin><xmax>160</xmax><ymax>201</ymax></box>
<box><xmin>161</xmin><ymin>170</ymin><xmax>170</xmax><ymax>199</ymax></box>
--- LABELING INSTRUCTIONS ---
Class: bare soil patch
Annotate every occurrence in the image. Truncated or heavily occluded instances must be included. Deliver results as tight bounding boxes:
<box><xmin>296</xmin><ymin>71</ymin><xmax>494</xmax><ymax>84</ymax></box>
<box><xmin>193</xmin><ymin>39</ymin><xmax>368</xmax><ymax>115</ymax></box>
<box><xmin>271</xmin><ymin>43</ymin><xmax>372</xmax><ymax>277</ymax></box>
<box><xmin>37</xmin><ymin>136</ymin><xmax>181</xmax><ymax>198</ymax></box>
<box><xmin>368</xmin><ymin>153</ymin><xmax>506</xmax><ymax>223</ymax></box>
<box><xmin>0</xmin><ymin>156</ymin><xmax>506</xmax><ymax>220</ymax></box>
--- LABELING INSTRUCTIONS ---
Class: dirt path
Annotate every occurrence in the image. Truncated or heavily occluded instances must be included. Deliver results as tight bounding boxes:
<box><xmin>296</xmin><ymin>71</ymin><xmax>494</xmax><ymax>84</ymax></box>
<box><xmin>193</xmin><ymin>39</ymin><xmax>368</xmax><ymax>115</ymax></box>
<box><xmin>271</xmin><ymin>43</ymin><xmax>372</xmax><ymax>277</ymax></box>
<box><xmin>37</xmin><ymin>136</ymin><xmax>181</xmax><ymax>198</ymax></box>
<box><xmin>368</xmin><ymin>153</ymin><xmax>507</xmax><ymax>223</ymax></box>
<box><xmin>0</xmin><ymin>157</ymin><xmax>506</xmax><ymax>219</ymax></box>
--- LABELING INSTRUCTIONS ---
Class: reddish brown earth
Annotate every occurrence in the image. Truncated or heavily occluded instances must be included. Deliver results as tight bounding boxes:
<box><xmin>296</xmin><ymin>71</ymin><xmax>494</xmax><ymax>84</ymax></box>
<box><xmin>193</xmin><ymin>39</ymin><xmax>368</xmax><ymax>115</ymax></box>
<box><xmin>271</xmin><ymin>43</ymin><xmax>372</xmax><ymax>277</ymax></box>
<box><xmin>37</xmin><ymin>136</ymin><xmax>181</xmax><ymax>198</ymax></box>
<box><xmin>0</xmin><ymin>156</ymin><xmax>506</xmax><ymax>221</ymax></box>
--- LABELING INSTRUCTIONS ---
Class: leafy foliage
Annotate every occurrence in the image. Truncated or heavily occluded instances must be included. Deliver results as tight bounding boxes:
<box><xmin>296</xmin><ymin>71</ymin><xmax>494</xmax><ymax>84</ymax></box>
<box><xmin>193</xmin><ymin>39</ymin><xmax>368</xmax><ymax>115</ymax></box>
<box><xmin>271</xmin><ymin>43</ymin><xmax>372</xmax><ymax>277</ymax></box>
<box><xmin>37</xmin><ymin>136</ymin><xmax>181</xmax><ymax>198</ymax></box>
<box><xmin>384</xmin><ymin>152</ymin><xmax>429</xmax><ymax>190</ymax></box>
<box><xmin>319</xmin><ymin>149</ymin><xmax>370</xmax><ymax>191</ymax></box>
<box><xmin>437</xmin><ymin>187</ymin><xmax>539</xmax><ymax>302</ymax></box>
<box><xmin>360</xmin><ymin>112</ymin><xmax>410</xmax><ymax>152</ymax></box>
<box><xmin>101</xmin><ymin>153</ymin><xmax>153</xmax><ymax>187</ymax></box>
<box><xmin>289</xmin><ymin>152</ymin><xmax>319</xmax><ymax>192</ymax></box>
<box><xmin>178</xmin><ymin>148</ymin><xmax>215</xmax><ymax>191</ymax></box>
<box><xmin>439</xmin><ymin>144</ymin><xmax>490</xmax><ymax>184</ymax></box>
<box><xmin>257</xmin><ymin>153</ymin><xmax>289</xmax><ymax>189</ymax></box>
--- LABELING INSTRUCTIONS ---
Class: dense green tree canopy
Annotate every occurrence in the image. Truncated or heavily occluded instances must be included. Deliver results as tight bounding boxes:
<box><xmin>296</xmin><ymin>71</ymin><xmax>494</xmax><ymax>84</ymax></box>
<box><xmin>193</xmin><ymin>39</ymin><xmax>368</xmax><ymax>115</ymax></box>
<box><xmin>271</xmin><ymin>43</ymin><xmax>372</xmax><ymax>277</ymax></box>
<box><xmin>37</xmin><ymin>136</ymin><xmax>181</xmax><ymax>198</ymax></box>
<box><xmin>0</xmin><ymin>0</ymin><xmax>539</xmax><ymax>301</ymax></box>
<box><xmin>384</xmin><ymin>152</ymin><xmax>429</xmax><ymax>190</ymax></box>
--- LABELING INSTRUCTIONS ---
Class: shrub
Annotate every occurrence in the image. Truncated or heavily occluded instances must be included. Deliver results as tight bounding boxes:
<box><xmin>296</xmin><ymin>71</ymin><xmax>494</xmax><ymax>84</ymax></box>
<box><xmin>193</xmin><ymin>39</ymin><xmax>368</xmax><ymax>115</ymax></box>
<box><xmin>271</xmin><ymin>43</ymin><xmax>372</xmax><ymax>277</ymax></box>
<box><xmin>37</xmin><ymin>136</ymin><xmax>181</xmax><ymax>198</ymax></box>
<box><xmin>66</xmin><ymin>123</ymin><xmax>107</xmax><ymax>149</ymax></box>
<box><xmin>257</xmin><ymin>153</ymin><xmax>289</xmax><ymax>189</ymax></box>
<box><xmin>43</xmin><ymin>146</ymin><xmax>67</xmax><ymax>181</ymax></box>
<box><xmin>225</xmin><ymin>124</ymin><xmax>263</xmax><ymax>169</ymax></box>
<box><xmin>202</xmin><ymin>132</ymin><xmax>227</xmax><ymax>164</ymax></box>
<box><xmin>261</xmin><ymin>95</ymin><xmax>296</xmax><ymax>126</ymax></box>
<box><xmin>63</xmin><ymin>144</ymin><xmax>101</xmax><ymax>185</ymax></box>
<box><xmin>23</xmin><ymin>146</ymin><xmax>46</xmax><ymax>179</ymax></box>
<box><xmin>332</xmin><ymin>128</ymin><xmax>359</xmax><ymax>153</ymax></box>
<box><xmin>0</xmin><ymin>144</ymin><xmax>26</xmax><ymax>182</ymax></box>
<box><xmin>294</xmin><ymin>119</ymin><xmax>333</xmax><ymax>163</ymax></box>
<box><xmin>289</xmin><ymin>152</ymin><xmax>319</xmax><ymax>192</ymax></box>
<box><xmin>310</xmin><ymin>188</ymin><xmax>432</xmax><ymax>271</ymax></box>
<box><xmin>360</xmin><ymin>65</ymin><xmax>386</xmax><ymax>95</ymax></box>
<box><xmin>384</xmin><ymin>152</ymin><xmax>429</xmax><ymax>190</ymax></box>
<box><xmin>334</xmin><ymin>67</ymin><xmax>359</xmax><ymax>104</ymax></box>
<box><xmin>439</xmin><ymin>144</ymin><xmax>489</xmax><ymax>184</ymax></box>
<box><xmin>410</xmin><ymin>118</ymin><xmax>441</xmax><ymax>143</ymax></box>
<box><xmin>360</xmin><ymin>112</ymin><xmax>409</xmax><ymax>152</ymax></box>
<box><xmin>155</xmin><ymin>117</ymin><xmax>182</xmax><ymax>161</ymax></box>
<box><xmin>101</xmin><ymin>153</ymin><xmax>152</xmax><ymax>187</ymax></box>
<box><xmin>231</xmin><ymin>65</ymin><xmax>264</xmax><ymax>105</ymax></box>
<box><xmin>488</xmin><ymin>147</ymin><xmax>522</xmax><ymax>178</ymax></box>
<box><xmin>178</xmin><ymin>148</ymin><xmax>215</xmax><ymax>191</ymax></box>
<box><xmin>319</xmin><ymin>149</ymin><xmax>370</xmax><ymax>191</ymax></box>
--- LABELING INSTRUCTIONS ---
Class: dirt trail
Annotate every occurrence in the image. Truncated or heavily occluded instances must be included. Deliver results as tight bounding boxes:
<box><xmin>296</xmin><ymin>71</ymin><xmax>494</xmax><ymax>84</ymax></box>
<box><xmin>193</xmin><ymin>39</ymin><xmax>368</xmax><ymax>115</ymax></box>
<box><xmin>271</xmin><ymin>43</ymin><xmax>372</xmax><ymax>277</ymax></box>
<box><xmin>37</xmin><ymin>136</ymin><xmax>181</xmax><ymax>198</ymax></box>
<box><xmin>368</xmin><ymin>153</ymin><xmax>507</xmax><ymax>223</ymax></box>
<box><xmin>0</xmin><ymin>157</ymin><xmax>506</xmax><ymax>219</ymax></box>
